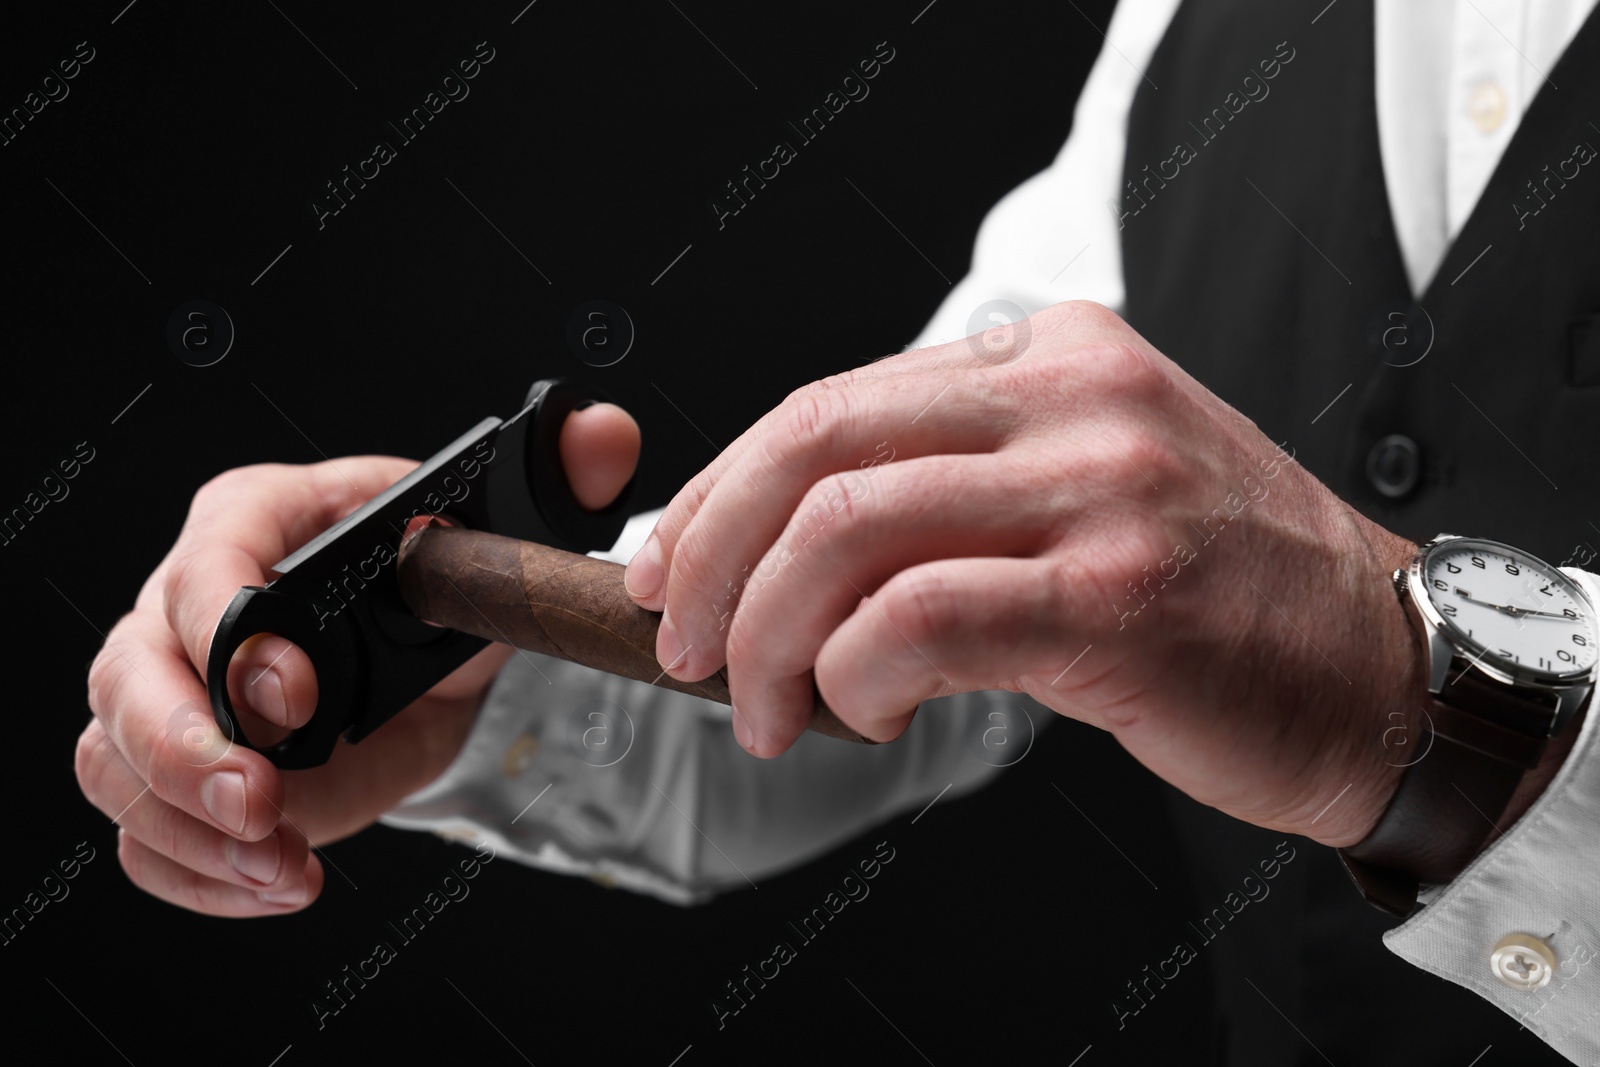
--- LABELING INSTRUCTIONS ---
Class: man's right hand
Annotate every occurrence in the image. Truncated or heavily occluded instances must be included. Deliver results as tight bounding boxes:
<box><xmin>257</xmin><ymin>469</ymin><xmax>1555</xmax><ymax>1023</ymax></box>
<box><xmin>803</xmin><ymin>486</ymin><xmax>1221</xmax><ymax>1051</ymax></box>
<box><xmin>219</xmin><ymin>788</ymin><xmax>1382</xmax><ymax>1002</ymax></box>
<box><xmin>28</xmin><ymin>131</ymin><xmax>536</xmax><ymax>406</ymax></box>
<box><xmin>75</xmin><ymin>403</ymin><xmax>639</xmax><ymax>916</ymax></box>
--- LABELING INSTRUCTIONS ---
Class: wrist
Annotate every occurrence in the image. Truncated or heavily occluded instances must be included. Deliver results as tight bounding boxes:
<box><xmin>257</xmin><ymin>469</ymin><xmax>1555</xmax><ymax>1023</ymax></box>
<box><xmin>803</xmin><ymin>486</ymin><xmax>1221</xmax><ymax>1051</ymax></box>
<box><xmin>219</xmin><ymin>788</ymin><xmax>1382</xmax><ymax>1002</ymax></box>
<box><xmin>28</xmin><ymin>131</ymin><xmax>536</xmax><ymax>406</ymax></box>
<box><xmin>1310</xmin><ymin>530</ymin><xmax>1422</xmax><ymax>848</ymax></box>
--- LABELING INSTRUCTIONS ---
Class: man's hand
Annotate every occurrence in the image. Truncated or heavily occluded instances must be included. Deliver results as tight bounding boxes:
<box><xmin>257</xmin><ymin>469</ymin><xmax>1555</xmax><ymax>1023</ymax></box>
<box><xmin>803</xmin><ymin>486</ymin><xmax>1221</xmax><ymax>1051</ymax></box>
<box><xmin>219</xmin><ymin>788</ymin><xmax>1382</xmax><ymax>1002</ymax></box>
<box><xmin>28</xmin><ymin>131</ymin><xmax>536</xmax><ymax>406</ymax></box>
<box><xmin>625</xmin><ymin>302</ymin><xmax>1424</xmax><ymax>846</ymax></box>
<box><xmin>76</xmin><ymin>404</ymin><xmax>639</xmax><ymax>916</ymax></box>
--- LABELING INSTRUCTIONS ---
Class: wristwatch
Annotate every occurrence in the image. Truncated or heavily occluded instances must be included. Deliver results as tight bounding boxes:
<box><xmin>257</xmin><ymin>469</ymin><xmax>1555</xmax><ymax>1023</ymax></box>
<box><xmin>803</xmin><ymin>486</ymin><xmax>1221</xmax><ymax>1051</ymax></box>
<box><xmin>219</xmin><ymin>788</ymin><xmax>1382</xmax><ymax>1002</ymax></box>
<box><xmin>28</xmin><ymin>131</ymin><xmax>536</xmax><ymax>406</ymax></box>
<box><xmin>1339</xmin><ymin>533</ymin><xmax>1597</xmax><ymax>915</ymax></box>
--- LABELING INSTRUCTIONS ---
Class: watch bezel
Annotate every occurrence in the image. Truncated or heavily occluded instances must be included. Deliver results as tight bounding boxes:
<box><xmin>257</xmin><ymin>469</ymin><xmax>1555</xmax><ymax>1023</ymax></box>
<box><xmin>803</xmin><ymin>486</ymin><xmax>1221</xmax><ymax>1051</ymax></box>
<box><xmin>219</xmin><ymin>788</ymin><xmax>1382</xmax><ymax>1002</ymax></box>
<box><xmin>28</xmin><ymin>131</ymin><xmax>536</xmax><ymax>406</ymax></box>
<box><xmin>1407</xmin><ymin>534</ymin><xmax>1597</xmax><ymax>688</ymax></box>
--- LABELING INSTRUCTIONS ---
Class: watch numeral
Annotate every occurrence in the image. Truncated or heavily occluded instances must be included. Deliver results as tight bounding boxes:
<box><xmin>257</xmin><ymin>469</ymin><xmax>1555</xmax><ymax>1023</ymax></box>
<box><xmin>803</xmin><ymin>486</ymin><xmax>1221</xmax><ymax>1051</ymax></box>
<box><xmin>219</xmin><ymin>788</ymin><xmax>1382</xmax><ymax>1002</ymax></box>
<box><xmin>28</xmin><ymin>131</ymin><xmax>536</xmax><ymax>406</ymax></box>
<box><xmin>1574</xmin><ymin>634</ymin><xmax>1588</xmax><ymax>646</ymax></box>
<box><xmin>1558</xmin><ymin>649</ymin><xmax>1576</xmax><ymax>663</ymax></box>
<box><xmin>1441</xmin><ymin>604</ymin><xmax>1459</xmax><ymax>617</ymax></box>
<box><xmin>1506</xmin><ymin>563</ymin><xmax>1521</xmax><ymax>576</ymax></box>
<box><xmin>1565</xmin><ymin>608</ymin><xmax>1579</xmax><ymax>619</ymax></box>
<box><xmin>1540</xmin><ymin>584</ymin><xmax>1554</xmax><ymax>596</ymax></box>
<box><xmin>1471</xmin><ymin>556</ymin><xmax>1487</xmax><ymax>569</ymax></box>
<box><xmin>1446</xmin><ymin>562</ymin><xmax>1462</xmax><ymax>574</ymax></box>
<box><xmin>1539</xmin><ymin>656</ymin><xmax>1552</xmax><ymax>669</ymax></box>
<box><xmin>1498</xmin><ymin>648</ymin><xmax>1515</xmax><ymax>660</ymax></box>
<box><xmin>1432</xmin><ymin>578</ymin><xmax>1449</xmax><ymax>591</ymax></box>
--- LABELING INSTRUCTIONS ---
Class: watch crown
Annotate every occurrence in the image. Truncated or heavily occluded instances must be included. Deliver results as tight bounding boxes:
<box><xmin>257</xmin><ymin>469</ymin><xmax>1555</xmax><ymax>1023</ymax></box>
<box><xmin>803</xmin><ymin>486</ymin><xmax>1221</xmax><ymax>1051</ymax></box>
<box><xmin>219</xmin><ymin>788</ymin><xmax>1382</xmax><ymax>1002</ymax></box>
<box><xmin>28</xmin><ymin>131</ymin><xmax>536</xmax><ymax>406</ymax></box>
<box><xmin>1393</xmin><ymin>568</ymin><xmax>1408</xmax><ymax>596</ymax></box>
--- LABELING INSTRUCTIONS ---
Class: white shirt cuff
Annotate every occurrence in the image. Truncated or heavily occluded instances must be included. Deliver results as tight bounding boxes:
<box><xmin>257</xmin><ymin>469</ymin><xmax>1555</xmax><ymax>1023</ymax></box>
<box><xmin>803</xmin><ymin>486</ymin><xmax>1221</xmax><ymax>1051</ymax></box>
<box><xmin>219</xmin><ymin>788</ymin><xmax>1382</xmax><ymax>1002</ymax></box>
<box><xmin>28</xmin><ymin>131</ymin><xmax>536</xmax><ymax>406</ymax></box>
<box><xmin>1382</xmin><ymin>570</ymin><xmax>1600</xmax><ymax>1063</ymax></box>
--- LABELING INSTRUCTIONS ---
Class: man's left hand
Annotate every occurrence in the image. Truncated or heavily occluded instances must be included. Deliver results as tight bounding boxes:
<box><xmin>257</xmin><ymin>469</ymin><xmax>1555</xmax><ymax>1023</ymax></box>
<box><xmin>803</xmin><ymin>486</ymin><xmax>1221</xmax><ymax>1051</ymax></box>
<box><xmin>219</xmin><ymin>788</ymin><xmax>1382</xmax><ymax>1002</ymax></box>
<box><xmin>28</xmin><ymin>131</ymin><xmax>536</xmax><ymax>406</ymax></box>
<box><xmin>624</xmin><ymin>301</ymin><xmax>1424</xmax><ymax>846</ymax></box>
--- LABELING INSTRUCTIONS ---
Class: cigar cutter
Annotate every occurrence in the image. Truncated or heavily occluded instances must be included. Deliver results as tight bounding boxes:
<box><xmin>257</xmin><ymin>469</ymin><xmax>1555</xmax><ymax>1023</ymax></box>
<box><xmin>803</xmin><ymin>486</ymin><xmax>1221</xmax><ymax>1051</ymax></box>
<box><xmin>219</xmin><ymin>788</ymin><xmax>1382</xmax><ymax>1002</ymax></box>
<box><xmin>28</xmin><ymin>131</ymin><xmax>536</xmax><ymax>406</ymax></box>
<box><xmin>204</xmin><ymin>378</ymin><xmax>632</xmax><ymax>769</ymax></box>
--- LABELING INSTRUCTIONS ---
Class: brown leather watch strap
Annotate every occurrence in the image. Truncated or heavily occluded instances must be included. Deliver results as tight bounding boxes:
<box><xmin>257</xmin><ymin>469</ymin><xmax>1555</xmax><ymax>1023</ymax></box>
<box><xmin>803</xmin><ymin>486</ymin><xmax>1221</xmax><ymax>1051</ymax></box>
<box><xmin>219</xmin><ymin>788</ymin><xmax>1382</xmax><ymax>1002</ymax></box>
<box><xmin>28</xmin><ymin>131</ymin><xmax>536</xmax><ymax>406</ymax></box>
<box><xmin>1338</xmin><ymin>665</ymin><xmax>1556</xmax><ymax>916</ymax></box>
<box><xmin>1445</xmin><ymin>664</ymin><xmax>1566</xmax><ymax>748</ymax></box>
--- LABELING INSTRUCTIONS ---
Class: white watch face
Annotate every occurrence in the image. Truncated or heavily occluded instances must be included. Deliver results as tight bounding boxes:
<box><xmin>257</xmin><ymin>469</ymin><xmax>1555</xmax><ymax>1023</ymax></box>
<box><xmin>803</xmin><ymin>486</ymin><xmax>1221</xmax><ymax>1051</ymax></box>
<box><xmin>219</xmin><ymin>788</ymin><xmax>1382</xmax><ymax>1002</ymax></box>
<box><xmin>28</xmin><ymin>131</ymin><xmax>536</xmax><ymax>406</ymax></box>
<box><xmin>1422</xmin><ymin>539</ymin><xmax>1598</xmax><ymax>678</ymax></box>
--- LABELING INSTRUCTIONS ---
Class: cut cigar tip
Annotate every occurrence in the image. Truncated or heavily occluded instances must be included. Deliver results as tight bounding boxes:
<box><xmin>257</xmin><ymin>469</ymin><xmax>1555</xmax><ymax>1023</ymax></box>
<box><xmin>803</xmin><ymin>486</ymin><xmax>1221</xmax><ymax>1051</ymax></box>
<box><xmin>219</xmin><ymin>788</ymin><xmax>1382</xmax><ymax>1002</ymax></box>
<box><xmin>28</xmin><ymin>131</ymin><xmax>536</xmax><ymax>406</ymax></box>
<box><xmin>397</xmin><ymin>515</ymin><xmax>447</xmax><ymax>560</ymax></box>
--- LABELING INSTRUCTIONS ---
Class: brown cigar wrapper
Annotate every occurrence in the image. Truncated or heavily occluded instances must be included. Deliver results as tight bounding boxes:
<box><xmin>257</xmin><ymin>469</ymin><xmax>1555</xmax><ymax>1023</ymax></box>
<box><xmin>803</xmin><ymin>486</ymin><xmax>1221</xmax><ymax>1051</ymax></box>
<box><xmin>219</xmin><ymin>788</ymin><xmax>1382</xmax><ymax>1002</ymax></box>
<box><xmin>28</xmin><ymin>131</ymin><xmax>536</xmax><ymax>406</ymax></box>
<box><xmin>395</xmin><ymin>523</ymin><xmax>873</xmax><ymax>744</ymax></box>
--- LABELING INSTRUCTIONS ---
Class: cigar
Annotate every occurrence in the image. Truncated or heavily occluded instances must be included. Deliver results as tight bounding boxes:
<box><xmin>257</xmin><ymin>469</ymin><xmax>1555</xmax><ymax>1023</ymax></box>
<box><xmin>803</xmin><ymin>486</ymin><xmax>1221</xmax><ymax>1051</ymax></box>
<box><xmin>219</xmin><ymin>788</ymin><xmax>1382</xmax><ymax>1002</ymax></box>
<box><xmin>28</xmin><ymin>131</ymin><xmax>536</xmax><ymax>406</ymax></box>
<box><xmin>395</xmin><ymin>522</ymin><xmax>873</xmax><ymax>744</ymax></box>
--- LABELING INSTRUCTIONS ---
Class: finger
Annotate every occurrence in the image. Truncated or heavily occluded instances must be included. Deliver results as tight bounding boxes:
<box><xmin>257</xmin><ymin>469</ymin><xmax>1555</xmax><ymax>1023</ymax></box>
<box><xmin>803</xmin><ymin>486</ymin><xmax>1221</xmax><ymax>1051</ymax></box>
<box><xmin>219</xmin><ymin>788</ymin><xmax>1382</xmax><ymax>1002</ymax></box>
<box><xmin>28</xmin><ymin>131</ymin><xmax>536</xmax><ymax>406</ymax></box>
<box><xmin>81</xmin><ymin>725</ymin><xmax>312</xmax><ymax>895</ymax></box>
<box><xmin>164</xmin><ymin>457</ymin><xmax>416</xmax><ymax>676</ymax></box>
<box><xmin>624</xmin><ymin>300</ymin><xmax>1133</xmax><ymax>609</ymax></box>
<box><xmin>725</xmin><ymin>455</ymin><xmax>1061</xmax><ymax>756</ymax></box>
<box><xmin>87</xmin><ymin>612</ymin><xmax>285</xmax><ymax>843</ymax></box>
<box><xmin>117</xmin><ymin>831</ymin><xmax>324</xmax><ymax>917</ymax></box>
<box><xmin>623</xmin><ymin>340</ymin><xmax>985</xmax><ymax>606</ymax></box>
<box><xmin>279</xmin><ymin>655</ymin><xmax>490</xmax><ymax>846</ymax></box>
<box><xmin>226</xmin><ymin>633</ymin><xmax>318</xmax><ymax>731</ymax></box>
<box><xmin>814</xmin><ymin>557</ymin><xmax>1084</xmax><ymax>742</ymax></box>
<box><xmin>655</xmin><ymin>373</ymin><xmax>1012</xmax><ymax>681</ymax></box>
<box><xmin>559</xmin><ymin>402</ymin><xmax>641</xmax><ymax>511</ymax></box>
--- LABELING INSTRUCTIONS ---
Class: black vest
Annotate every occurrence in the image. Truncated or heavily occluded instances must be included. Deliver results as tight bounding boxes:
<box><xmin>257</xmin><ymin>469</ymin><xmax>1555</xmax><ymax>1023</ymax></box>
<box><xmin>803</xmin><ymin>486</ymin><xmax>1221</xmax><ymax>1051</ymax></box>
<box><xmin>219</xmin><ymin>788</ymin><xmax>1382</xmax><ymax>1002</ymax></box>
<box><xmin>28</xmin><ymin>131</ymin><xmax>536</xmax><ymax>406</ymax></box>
<box><xmin>1120</xmin><ymin>1</ymin><xmax>1600</xmax><ymax>1063</ymax></box>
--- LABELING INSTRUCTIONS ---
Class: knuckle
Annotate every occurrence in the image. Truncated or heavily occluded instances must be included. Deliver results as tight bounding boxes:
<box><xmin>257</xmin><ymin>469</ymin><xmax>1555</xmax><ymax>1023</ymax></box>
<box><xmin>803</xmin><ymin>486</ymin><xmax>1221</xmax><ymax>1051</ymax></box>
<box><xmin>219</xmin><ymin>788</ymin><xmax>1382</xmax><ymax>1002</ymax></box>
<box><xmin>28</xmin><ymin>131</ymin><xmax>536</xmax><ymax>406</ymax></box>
<box><xmin>784</xmin><ymin>369</ymin><xmax>859</xmax><ymax>405</ymax></box>
<box><xmin>74</xmin><ymin>723</ymin><xmax>113</xmax><ymax>798</ymax></box>
<box><xmin>656</xmin><ymin>465</ymin><xmax>723</xmax><ymax>555</ymax></box>
<box><xmin>1096</xmin><ymin>691</ymin><xmax>1150</xmax><ymax>734</ymax></box>
<box><xmin>190</xmin><ymin>466</ymin><xmax>247</xmax><ymax>513</ymax></box>
<box><xmin>1064</xmin><ymin>298</ymin><xmax>1119</xmax><ymax>323</ymax></box>
<box><xmin>881</xmin><ymin>569</ymin><xmax>959</xmax><ymax>648</ymax></box>
<box><xmin>1055</xmin><ymin>422</ymin><xmax>1176</xmax><ymax>502</ymax></box>
<box><xmin>667</xmin><ymin>522</ymin><xmax>722</xmax><ymax>601</ymax></box>
<box><xmin>1066</xmin><ymin>524</ymin><xmax>1169</xmax><ymax>607</ymax></box>
<box><xmin>85</xmin><ymin>644</ymin><xmax>121</xmax><ymax>718</ymax></box>
<box><xmin>772</xmin><ymin>387</ymin><xmax>851</xmax><ymax>467</ymax></box>
<box><xmin>677</xmin><ymin>467</ymin><xmax>717</xmax><ymax>519</ymax></box>
<box><xmin>793</xmin><ymin>472</ymin><xmax>872</xmax><ymax>550</ymax></box>
<box><xmin>161</xmin><ymin>544</ymin><xmax>206</xmax><ymax>624</ymax></box>
<box><xmin>1042</xmin><ymin>299</ymin><xmax>1123</xmax><ymax>335</ymax></box>
<box><xmin>135</xmin><ymin>730</ymin><xmax>166</xmax><ymax>796</ymax></box>
<box><xmin>1079</xmin><ymin>341</ymin><xmax>1168</xmax><ymax>397</ymax></box>
<box><xmin>186</xmin><ymin>463</ymin><xmax>286</xmax><ymax>525</ymax></box>
<box><xmin>780</xmin><ymin>380</ymin><xmax>816</xmax><ymax>406</ymax></box>
<box><xmin>723</xmin><ymin>613</ymin><xmax>766</xmax><ymax>676</ymax></box>
<box><xmin>85</xmin><ymin>628</ymin><xmax>148</xmax><ymax>723</ymax></box>
<box><xmin>1110</xmin><ymin>428</ymin><xmax>1182</xmax><ymax>488</ymax></box>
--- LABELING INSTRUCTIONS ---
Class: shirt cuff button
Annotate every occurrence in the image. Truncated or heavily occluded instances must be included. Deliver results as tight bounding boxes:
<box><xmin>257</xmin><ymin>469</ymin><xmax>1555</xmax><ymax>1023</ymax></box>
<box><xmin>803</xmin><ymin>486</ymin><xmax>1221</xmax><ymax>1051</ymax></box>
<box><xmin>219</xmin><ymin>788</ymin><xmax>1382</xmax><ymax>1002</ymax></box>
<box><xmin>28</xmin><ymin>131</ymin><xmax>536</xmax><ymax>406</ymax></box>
<box><xmin>1491</xmin><ymin>933</ymin><xmax>1557</xmax><ymax>990</ymax></box>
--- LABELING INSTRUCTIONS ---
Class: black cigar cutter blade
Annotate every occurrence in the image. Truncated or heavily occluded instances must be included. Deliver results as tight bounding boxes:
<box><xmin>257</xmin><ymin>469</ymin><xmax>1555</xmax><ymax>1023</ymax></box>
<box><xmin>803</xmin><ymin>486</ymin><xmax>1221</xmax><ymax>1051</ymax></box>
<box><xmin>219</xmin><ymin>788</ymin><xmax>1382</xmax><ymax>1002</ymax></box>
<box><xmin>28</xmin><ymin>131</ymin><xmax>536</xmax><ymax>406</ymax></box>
<box><xmin>205</xmin><ymin>378</ymin><xmax>632</xmax><ymax>769</ymax></box>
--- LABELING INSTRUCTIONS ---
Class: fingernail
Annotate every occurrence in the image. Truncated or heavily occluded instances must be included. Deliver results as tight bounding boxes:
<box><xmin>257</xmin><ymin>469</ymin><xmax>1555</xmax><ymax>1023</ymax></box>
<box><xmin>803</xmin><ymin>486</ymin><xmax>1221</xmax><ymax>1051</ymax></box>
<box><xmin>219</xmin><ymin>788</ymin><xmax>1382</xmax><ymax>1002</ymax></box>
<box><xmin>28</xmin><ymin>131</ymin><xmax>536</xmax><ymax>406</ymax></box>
<box><xmin>249</xmin><ymin>668</ymin><xmax>288</xmax><ymax>725</ymax></box>
<box><xmin>625</xmin><ymin>535</ymin><xmax>663</xmax><ymax>599</ymax></box>
<box><xmin>201</xmin><ymin>771</ymin><xmax>247</xmax><ymax>834</ymax></box>
<box><xmin>259</xmin><ymin>885</ymin><xmax>308</xmax><ymax>906</ymax></box>
<box><xmin>228</xmin><ymin>834</ymin><xmax>280</xmax><ymax>885</ymax></box>
<box><xmin>730</xmin><ymin>707</ymin><xmax>754</xmax><ymax>750</ymax></box>
<box><xmin>658</xmin><ymin>610</ymin><xmax>686</xmax><ymax>675</ymax></box>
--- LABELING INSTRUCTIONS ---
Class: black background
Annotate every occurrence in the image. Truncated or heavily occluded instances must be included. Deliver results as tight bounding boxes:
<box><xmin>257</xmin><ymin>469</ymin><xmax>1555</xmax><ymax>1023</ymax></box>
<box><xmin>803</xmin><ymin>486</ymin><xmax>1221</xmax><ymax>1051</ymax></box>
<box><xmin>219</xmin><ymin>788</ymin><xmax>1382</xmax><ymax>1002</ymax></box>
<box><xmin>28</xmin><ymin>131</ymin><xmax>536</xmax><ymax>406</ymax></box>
<box><xmin>0</xmin><ymin>1</ymin><xmax>1227</xmax><ymax>1065</ymax></box>
<box><xmin>13</xmin><ymin>2</ymin><xmax>1579</xmax><ymax>1065</ymax></box>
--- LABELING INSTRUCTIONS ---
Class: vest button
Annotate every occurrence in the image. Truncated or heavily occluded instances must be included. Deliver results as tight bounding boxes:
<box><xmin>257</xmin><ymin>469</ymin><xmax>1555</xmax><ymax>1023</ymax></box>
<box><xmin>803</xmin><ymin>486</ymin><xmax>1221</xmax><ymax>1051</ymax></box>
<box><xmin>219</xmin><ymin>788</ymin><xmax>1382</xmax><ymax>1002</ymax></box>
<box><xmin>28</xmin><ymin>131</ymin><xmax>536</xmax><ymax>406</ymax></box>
<box><xmin>1366</xmin><ymin>435</ymin><xmax>1421</xmax><ymax>499</ymax></box>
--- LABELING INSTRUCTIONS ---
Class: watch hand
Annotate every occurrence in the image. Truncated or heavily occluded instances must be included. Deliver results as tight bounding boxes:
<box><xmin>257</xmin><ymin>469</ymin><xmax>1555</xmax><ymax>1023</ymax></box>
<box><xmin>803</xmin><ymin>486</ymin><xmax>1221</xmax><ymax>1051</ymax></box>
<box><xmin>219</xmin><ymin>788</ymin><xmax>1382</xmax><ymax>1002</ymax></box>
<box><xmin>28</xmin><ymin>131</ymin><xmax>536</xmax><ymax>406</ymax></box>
<box><xmin>1496</xmin><ymin>605</ymin><xmax>1574</xmax><ymax>620</ymax></box>
<box><xmin>1451</xmin><ymin>589</ymin><xmax>1578</xmax><ymax>620</ymax></box>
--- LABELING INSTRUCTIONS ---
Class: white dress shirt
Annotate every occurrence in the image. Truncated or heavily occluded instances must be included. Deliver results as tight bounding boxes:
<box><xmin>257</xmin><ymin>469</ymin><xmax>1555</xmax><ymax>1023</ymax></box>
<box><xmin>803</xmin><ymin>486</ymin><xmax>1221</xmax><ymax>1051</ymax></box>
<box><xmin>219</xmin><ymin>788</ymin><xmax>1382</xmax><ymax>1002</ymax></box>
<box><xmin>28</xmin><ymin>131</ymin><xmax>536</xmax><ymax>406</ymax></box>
<box><xmin>382</xmin><ymin>508</ymin><xmax>1016</xmax><ymax>903</ymax></box>
<box><xmin>385</xmin><ymin>1</ymin><xmax>1600</xmax><ymax>1060</ymax></box>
